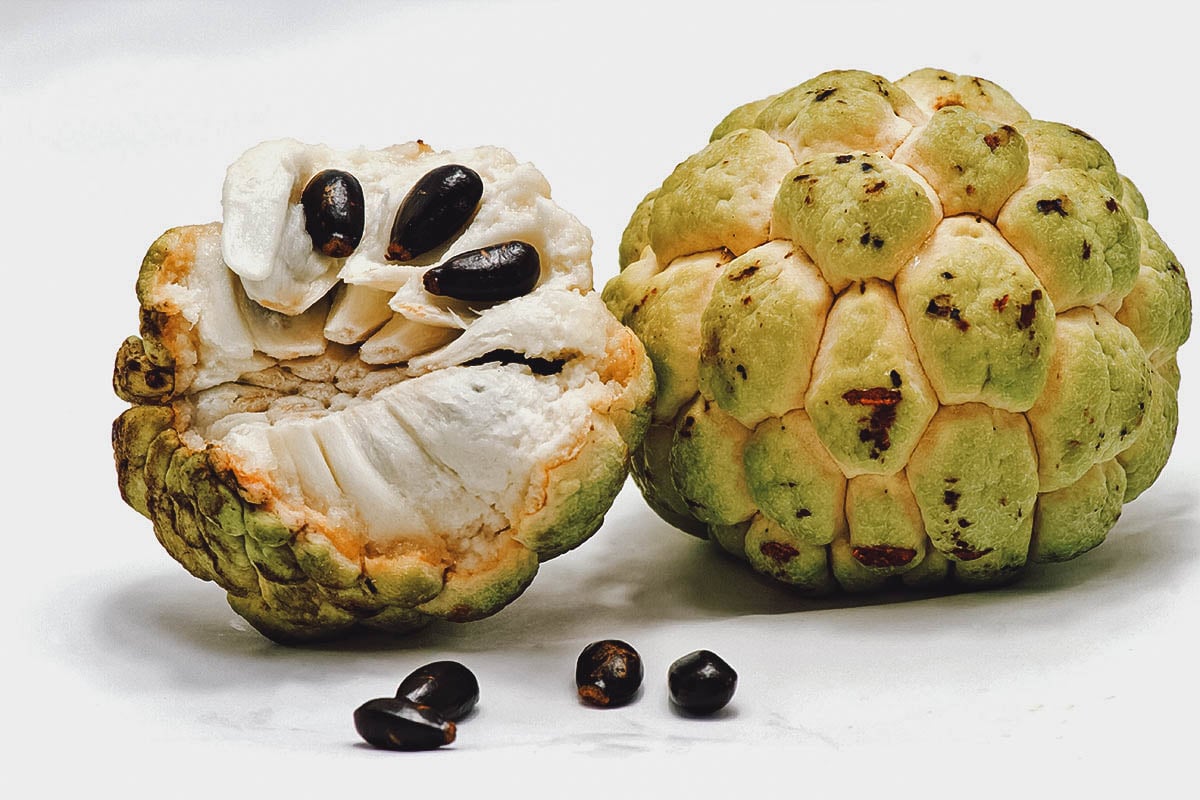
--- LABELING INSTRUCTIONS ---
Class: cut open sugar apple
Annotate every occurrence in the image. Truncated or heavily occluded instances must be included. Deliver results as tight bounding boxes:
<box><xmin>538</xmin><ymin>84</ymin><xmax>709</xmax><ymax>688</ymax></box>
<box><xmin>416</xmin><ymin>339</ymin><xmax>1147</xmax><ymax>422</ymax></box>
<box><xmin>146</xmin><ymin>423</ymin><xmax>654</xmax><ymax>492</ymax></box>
<box><xmin>605</xmin><ymin>68</ymin><xmax>1190</xmax><ymax>591</ymax></box>
<box><xmin>113</xmin><ymin>140</ymin><xmax>653</xmax><ymax>642</ymax></box>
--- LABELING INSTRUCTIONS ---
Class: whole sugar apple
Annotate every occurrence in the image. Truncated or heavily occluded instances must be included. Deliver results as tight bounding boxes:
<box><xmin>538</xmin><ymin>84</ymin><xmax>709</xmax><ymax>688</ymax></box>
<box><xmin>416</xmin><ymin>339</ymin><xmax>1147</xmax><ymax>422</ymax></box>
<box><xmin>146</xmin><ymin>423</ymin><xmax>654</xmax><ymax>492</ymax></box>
<box><xmin>113</xmin><ymin>140</ymin><xmax>653</xmax><ymax>642</ymax></box>
<box><xmin>604</xmin><ymin>68</ymin><xmax>1190</xmax><ymax>591</ymax></box>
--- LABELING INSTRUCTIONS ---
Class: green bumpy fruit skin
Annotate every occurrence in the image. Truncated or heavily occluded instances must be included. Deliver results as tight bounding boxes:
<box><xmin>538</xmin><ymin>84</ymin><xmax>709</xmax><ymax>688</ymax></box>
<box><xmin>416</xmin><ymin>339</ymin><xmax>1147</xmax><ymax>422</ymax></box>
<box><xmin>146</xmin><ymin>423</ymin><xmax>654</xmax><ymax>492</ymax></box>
<box><xmin>607</xmin><ymin>68</ymin><xmax>1191</xmax><ymax>593</ymax></box>
<box><xmin>114</xmin><ymin>226</ymin><xmax>654</xmax><ymax>642</ymax></box>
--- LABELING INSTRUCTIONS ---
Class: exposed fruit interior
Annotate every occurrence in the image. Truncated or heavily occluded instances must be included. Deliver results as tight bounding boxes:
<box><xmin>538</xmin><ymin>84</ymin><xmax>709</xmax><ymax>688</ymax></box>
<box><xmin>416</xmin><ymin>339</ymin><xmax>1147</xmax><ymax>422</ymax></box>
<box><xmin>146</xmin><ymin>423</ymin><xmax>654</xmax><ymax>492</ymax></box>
<box><xmin>120</xmin><ymin>141</ymin><xmax>645</xmax><ymax>579</ymax></box>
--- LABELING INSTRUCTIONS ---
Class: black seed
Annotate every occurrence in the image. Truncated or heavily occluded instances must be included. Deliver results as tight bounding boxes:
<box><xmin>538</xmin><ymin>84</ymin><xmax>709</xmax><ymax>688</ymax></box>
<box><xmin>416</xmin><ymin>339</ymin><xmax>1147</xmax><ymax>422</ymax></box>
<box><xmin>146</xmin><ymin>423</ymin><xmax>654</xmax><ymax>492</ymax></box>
<box><xmin>353</xmin><ymin>698</ymin><xmax>456</xmax><ymax>751</ymax></box>
<box><xmin>576</xmin><ymin>640</ymin><xmax>643</xmax><ymax>707</ymax></box>
<box><xmin>668</xmin><ymin>650</ymin><xmax>737</xmax><ymax>716</ymax></box>
<box><xmin>396</xmin><ymin>661</ymin><xmax>480</xmax><ymax>721</ymax></box>
<box><xmin>464</xmin><ymin>349</ymin><xmax>565</xmax><ymax>376</ymax></box>
<box><xmin>387</xmin><ymin>164</ymin><xmax>483</xmax><ymax>262</ymax></box>
<box><xmin>301</xmin><ymin>170</ymin><xmax>364</xmax><ymax>258</ymax></box>
<box><xmin>423</xmin><ymin>241</ymin><xmax>540</xmax><ymax>301</ymax></box>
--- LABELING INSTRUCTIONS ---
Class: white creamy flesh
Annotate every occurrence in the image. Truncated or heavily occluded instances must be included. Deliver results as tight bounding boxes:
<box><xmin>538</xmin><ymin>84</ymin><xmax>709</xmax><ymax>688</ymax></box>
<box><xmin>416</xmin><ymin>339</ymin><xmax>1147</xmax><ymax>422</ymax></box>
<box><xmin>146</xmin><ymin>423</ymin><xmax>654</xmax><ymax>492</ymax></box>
<box><xmin>220</xmin><ymin>139</ymin><xmax>593</xmax><ymax>320</ymax></box>
<box><xmin>188</xmin><ymin>292</ymin><xmax>621</xmax><ymax>548</ymax></box>
<box><xmin>157</xmin><ymin>140</ymin><xmax>620</xmax><ymax>558</ymax></box>
<box><xmin>157</xmin><ymin>228</ymin><xmax>330</xmax><ymax>391</ymax></box>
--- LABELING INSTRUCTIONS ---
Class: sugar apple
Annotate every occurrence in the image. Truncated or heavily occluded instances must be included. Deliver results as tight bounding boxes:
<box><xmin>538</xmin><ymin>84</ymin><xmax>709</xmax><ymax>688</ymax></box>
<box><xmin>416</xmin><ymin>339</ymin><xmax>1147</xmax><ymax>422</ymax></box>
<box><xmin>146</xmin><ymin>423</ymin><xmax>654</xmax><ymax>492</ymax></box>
<box><xmin>113</xmin><ymin>140</ymin><xmax>653</xmax><ymax>641</ymax></box>
<box><xmin>604</xmin><ymin>68</ymin><xmax>1190</xmax><ymax>591</ymax></box>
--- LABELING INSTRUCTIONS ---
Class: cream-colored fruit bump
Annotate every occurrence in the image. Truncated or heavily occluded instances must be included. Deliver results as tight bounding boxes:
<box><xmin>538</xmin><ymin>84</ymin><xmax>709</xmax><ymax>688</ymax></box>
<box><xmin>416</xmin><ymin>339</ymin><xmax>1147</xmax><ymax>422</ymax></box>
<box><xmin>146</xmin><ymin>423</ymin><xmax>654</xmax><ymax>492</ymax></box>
<box><xmin>894</xmin><ymin>216</ymin><xmax>1055</xmax><ymax>411</ymax></box>
<box><xmin>772</xmin><ymin>152</ymin><xmax>942</xmax><ymax>291</ymax></box>
<box><xmin>804</xmin><ymin>280</ymin><xmax>938</xmax><ymax>477</ymax></box>
<box><xmin>699</xmin><ymin>241</ymin><xmax>832</xmax><ymax>427</ymax></box>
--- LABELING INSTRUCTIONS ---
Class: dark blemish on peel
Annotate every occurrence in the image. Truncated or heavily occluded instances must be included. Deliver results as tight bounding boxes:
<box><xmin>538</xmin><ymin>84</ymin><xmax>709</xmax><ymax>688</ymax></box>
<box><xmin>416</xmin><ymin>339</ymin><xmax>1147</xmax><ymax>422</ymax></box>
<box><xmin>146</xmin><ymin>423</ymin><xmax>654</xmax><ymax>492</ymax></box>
<box><xmin>1036</xmin><ymin>198</ymin><xmax>1068</xmax><ymax>217</ymax></box>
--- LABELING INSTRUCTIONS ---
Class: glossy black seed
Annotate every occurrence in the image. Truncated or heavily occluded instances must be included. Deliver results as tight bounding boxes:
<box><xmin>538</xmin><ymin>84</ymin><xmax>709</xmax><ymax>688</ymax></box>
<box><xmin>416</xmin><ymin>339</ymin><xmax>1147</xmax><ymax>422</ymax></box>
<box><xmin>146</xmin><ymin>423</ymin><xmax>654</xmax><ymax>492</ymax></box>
<box><xmin>387</xmin><ymin>164</ymin><xmax>483</xmax><ymax>262</ymax></box>
<box><xmin>423</xmin><ymin>241</ymin><xmax>540</xmax><ymax>302</ymax></box>
<box><xmin>353</xmin><ymin>697</ymin><xmax>456</xmax><ymax>751</ymax></box>
<box><xmin>576</xmin><ymin>639</ymin><xmax>643</xmax><ymax>707</ymax></box>
<box><xmin>396</xmin><ymin>661</ymin><xmax>480</xmax><ymax>722</ymax></box>
<box><xmin>301</xmin><ymin>170</ymin><xmax>364</xmax><ymax>258</ymax></box>
<box><xmin>668</xmin><ymin>650</ymin><xmax>737</xmax><ymax>715</ymax></box>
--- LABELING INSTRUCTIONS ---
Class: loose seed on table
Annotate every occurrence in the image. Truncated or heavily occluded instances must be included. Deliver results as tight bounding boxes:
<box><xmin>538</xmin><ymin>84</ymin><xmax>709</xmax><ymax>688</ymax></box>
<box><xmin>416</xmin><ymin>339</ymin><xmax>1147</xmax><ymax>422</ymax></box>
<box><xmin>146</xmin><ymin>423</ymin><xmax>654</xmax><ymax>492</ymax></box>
<box><xmin>396</xmin><ymin>660</ymin><xmax>480</xmax><ymax>721</ymax></box>
<box><xmin>301</xmin><ymin>169</ymin><xmax>365</xmax><ymax>258</ymax></box>
<box><xmin>353</xmin><ymin>697</ymin><xmax>456</xmax><ymax>751</ymax></box>
<box><xmin>576</xmin><ymin>639</ymin><xmax>643</xmax><ymax>707</ymax></box>
<box><xmin>386</xmin><ymin>164</ymin><xmax>484</xmax><ymax>262</ymax></box>
<box><xmin>422</xmin><ymin>241</ymin><xmax>541</xmax><ymax>302</ymax></box>
<box><xmin>667</xmin><ymin>650</ymin><xmax>737</xmax><ymax>715</ymax></box>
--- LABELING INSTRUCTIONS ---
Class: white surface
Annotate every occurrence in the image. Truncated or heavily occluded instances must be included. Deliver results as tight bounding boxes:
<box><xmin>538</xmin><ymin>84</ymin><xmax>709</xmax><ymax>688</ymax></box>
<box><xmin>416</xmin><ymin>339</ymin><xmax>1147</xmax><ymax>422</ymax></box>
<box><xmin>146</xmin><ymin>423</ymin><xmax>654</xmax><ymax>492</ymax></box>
<box><xmin>4</xmin><ymin>1</ymin><xmax>1197</xmax><ymax>795</ymax></box>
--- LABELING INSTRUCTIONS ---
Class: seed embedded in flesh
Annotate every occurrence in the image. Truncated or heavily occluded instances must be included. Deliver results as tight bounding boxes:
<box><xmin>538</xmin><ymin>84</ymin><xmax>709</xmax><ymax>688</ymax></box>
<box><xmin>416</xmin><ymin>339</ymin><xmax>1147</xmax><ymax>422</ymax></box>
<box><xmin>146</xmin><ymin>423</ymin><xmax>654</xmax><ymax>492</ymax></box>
<box><xmin>423</xmin><ymin>241</ymin><xmax>541</xmax><ymax>302</ymax></box>
<box><xmin>667</xmin><ymin>650</ymin><xmax>737</xmax><ymax>715</ymax></box>
<box><xmin>576</xmin><ymin>639</ymin><xmax>644</xmax><ymax>707</ymax></box>
<box><xmin>353</xmin><ymin>697</ymin><xmax>456</xmax><ymax>751</ymax></box>
<box><xmin>396</xmin><ymin>661</ymin><xmax>480</xmax><ymax>722</ymax></box>
<box><xmin>301</xmin><ymin>169</ymin><xmax>365</xmax><ymax>258</ymax></box>
<box><xmin>387</xmin><ymin>164</ymin><xmax>484</xmax><ymax>262</ymax></box>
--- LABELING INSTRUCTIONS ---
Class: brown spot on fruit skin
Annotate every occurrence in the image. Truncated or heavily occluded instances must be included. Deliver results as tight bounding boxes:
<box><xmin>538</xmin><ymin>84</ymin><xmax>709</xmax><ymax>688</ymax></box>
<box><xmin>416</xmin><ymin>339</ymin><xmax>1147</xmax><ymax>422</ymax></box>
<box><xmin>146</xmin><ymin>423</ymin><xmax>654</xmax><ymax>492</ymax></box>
<box><xmin>859</xmin><ymin>231</ymin><xmax>885</xmax><ymax>248</ymax></box>
<box><xmin>795</xmin><ymin>508</ymin><xmax>812</xmax><ymax>519</ymax></box>
<box><xmin>844</xmin><ymin>388</ymin><xmax>901</xmax><ymax>459</ymax></box>
<box><xmin>1036</xmin><ymin>198</ymin><xmax>1068</xmax><ymax>217</ymax></box>
<box><xmin>679</xmin><ymin>416</ymin><xmax>696</xmax><ymax>438</ymax></box>
<box><xmin>815</xmin><ymin>88</ymin><xmax>837</xmax><ymax>102</ymax></box>
<box><xmin>943</xmin><ymin>490</ymin><xmax>961</xmax><ymax>510</ymax></box>
<box><xmin>843</xmin><ymin>388</ymin><xmax>902</xmax><ymax>406</ymax></box>
<box><xmin>926</xmin><ymin>295</ymin><xmax>970</xmax><ymax>331</ymax></box>
<box><xmin>1106</xmin><ymin>197</ymin><xmax>1120</xmax><ymax>213</ymax></box>
<box><xmin>950</xmin><ymin>546</ymin><xmax>992</xmax><ymax>561</ymax></box>
<box><xmin>836</xmin><ymin>154</ymin><xmax>855</xmax><ymax>164</ymax></box>
<box><xmin>1016</xmin><ymin>289</ymin><xmax>1043</xmax><ymax>330</ymax></box>
<box><xmin>994</xmin><ymin>294</ymin><xmax>1009</xmax><ymax>313</ymax></box>
<box><xmin>730</xmin><ymin>265</ymin><xmax>759</xmax><ymax>281</ymax></box>
<box><xmin>1082</xmin><ymin>240</ymin><xmax>1092</xmax><ymax>260</ymax></box>
<box><xmin>852</xmin><ymin>545</ymin><xmax>918</xmax><ymax>568</ymax></box>
<box><xmin>889</xmin><ymin>370</ymin><xmax>902</xmax><ymax>388</ymax></box>
<box><xmin>865</xmin><ymin>180</ymin><xmax>888</xmax><ymax>194</ymax></box>
<box><xmin>760</xmin><ymin>541</ymin><xmax>800</xmax><ymax>562</ymax></box>
<box><xmin>983</xmin><ymin>126</ymin><xmax>1015</xmax><ymax>151</ymax></box>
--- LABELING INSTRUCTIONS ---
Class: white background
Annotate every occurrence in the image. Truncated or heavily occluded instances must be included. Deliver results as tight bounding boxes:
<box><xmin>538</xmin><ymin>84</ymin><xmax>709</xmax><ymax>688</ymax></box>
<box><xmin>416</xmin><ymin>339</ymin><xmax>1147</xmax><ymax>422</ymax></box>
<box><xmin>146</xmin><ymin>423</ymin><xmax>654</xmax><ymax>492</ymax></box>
<box><xmin>4</xmin><ymin>1</ymin><xmax>1197</xmax><ymax>795</ymax></box>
